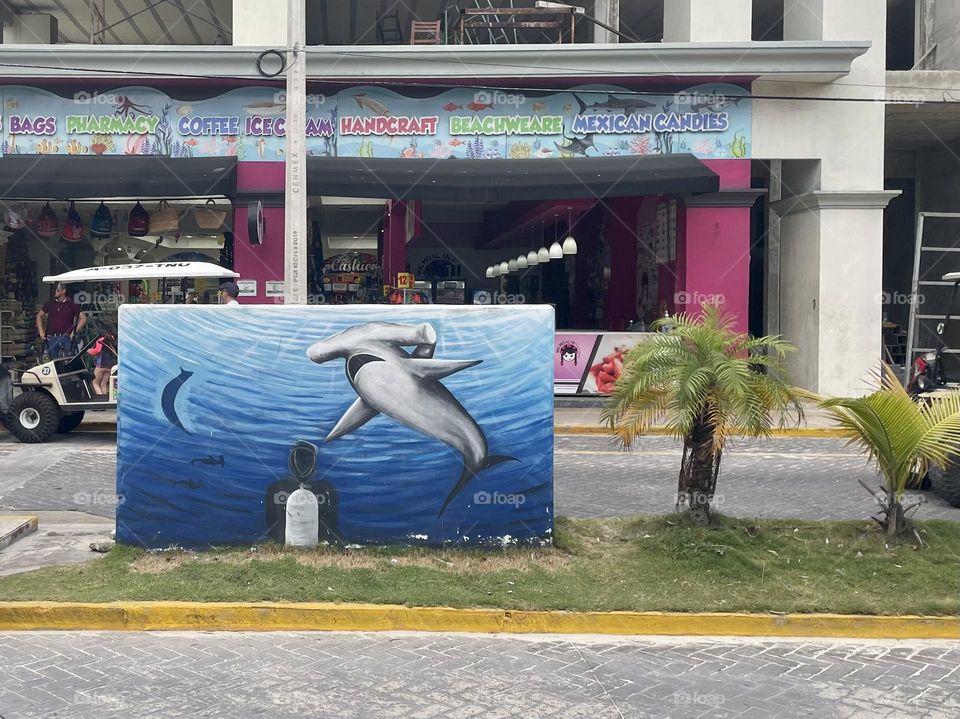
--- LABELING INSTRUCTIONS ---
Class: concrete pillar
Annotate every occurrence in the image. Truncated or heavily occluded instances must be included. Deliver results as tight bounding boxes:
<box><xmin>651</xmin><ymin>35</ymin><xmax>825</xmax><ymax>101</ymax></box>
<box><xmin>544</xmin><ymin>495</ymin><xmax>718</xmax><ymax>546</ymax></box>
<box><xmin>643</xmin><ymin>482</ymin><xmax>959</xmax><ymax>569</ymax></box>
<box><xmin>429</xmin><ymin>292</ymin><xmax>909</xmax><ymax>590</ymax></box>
<box><xmin>676</xmin><ymin>196</ymin><xmax>759</xmax><ymax>334</ymax></box>
<box><xmin>772</xmin><ymin>193</ymin><xmax>900</xmax><ymax>395</ymax></box>
<box><xmin>383</xmin><ymin>201</ymin><xmax>407</xmax><ymax>288</ymax></box>
<box><xmin>233</xmin><ymin>0</ymin><xmax>288</xmax><ymax>45</ymax></box>
<box><xmin>662</xmin><ymin>0</ymin><xmax>752</xmax><ymax>42</ymax></box>
<box><xmin>604</xmin><ymin>199</ymin><xmax>640</xmax><ymax>331</ymax></box>
<box><xmin>592</xmin><ymin>0</ymin><xmax>619</xmax><ymax>44</ymax></box>
<box><xmin>233</xmin><ymin>163</ymin><xmax>286</xmax><ymax>304</ymax></box>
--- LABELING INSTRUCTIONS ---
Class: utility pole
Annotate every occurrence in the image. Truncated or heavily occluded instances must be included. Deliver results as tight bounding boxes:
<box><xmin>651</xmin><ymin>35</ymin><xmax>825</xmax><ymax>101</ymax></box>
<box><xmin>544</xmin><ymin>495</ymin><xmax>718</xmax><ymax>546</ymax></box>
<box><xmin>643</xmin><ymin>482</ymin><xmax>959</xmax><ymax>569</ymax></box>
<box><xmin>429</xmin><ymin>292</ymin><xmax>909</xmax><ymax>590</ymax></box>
<box><xmin>284</xmin><ymin>0</ymin><xmax>307</xmax><ymax>304</ymax></box>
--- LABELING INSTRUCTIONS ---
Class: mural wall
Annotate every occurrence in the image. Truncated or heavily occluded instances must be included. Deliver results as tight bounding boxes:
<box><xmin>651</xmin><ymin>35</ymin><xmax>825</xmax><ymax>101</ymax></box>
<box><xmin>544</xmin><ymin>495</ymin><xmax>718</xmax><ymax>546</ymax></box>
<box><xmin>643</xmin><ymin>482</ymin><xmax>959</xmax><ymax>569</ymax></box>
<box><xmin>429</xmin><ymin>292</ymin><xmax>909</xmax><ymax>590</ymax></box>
<box><xmin>0</xmin><ymin>82</ymin><xmax>751</xmax><ymax>161</ymax></box>
<box><xmin>116</xmin><ymin>305</ymin><xmax>554</xmax><ymax>549</ymax></box>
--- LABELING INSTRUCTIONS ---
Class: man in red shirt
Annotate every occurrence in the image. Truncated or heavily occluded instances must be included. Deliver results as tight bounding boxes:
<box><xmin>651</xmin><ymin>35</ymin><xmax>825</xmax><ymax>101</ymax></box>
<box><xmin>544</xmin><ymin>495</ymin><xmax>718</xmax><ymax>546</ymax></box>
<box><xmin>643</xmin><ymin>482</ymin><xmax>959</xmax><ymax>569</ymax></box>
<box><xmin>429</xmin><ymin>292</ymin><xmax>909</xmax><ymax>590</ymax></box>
<box><xmin>36</xmin><ymin>283</ymin><xmax>86</xmax><ymax>358</ymax></box>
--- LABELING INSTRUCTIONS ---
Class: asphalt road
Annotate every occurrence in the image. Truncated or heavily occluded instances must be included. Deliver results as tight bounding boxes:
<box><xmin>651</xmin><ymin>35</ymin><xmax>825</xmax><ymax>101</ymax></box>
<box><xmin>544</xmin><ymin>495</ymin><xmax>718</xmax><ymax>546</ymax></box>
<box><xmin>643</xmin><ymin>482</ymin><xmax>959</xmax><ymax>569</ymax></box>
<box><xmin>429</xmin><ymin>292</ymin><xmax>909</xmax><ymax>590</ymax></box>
<box><xmin>2</xmin><ymin>431</ymin><xmax>959</xmax><ymax>523</ymax></box>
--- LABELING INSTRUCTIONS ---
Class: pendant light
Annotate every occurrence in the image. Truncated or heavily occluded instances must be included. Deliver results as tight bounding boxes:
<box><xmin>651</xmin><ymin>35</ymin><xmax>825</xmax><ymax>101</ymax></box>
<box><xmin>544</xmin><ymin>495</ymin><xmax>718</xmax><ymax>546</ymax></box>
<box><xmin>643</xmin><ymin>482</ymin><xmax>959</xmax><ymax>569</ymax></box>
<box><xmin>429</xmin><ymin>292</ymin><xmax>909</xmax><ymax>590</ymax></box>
<box><xmin>485</xmin><ymin>265</ymin><xmax>494</xmax><ymax>278</ymax></box>
<box><xmin>549</xmin><ymin>213</ymin><xmax>564</xmax><ymax>259</ymax></box>
<box><xmin>526</xmin><ymin>225</ymin><xmax>539</xmax><ymax>266</ymax></box>
<box><xmin>517</xmin><ymin>253</ymin><xmax>528</xmax><ymax>270</ymax></box>
<box><xmin>537</xmin><ymin>220</ymin><xmax>550</xmax><ymax>263</ymax></box>
<box><xmin>508</xmin><ymin>258</ymin><xmax>518</xmax><ymax>273</ymax></box>
<box><xmin>562</xmin><ymin>206</ymin><xmax>578</xmax><ymax>255</ymax></box>
<box><xmin>499</xmin><ymin>260</ymin><xmax>509</xmax><ymax>275</ymax></box>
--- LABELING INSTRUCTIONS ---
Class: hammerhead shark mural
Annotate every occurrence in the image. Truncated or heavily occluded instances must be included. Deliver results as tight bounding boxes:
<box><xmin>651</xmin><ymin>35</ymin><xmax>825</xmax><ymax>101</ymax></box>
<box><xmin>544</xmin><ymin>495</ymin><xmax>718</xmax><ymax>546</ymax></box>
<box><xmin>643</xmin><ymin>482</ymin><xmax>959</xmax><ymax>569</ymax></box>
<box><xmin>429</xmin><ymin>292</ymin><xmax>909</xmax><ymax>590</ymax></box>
<box><xmin>306</xmin><ymin>321</ymin><xmax>514</xmax><ymax>516</ymax></box>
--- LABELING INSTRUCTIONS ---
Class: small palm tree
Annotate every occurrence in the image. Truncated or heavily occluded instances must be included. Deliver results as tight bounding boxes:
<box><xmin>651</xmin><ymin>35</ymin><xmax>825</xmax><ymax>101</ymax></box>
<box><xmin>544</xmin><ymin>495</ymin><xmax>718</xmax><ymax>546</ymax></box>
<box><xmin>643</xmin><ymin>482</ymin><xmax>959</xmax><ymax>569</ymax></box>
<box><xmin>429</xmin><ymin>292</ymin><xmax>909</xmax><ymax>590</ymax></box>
<box><xmin>602</xmin><ymin>304</ymin><xmax>802</xmax><ymax>526</ymax></box>
<box><xmin>808</xmin><ymin>365</ymin><xmax>960</xmax><ymax>535</ymax></box>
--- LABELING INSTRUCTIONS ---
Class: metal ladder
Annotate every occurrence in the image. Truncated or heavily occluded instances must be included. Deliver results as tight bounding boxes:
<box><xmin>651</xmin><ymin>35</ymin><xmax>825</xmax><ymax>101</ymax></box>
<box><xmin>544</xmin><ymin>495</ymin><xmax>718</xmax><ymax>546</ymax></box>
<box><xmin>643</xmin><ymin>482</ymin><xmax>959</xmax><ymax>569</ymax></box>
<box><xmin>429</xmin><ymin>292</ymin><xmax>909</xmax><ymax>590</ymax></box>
<box><xmin>904</xmin><ymin>211</ymin><xmax>960</xmax><ymax>384</ymax></box>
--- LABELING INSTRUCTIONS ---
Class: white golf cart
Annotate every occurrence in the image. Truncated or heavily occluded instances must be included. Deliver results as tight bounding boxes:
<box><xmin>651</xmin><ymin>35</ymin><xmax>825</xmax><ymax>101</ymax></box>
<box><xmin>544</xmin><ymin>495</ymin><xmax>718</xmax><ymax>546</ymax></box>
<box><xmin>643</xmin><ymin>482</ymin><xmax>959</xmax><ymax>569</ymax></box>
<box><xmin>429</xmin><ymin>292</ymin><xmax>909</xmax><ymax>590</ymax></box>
<box><xmin>0</xmin><ymin>261</ymin><xmax>238</xmax><ymax>443</ymax></box>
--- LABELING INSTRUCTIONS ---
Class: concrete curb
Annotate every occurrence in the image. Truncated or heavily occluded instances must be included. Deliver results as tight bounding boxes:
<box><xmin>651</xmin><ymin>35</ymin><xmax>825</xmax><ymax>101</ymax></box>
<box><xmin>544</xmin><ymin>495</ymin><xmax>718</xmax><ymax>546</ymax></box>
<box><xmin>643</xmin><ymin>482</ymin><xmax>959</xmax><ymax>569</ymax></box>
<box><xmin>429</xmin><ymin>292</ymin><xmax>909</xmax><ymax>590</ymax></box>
<box><xmin>0</xmin><ymin>516</ymin><xmax>38</xmax><ymax>551</ymax></box>
<box><xmin>554</xmin><ymin>426</ymin><xmax>850</xmax><ymax>438</ymax></box>
<box><xmin>0</xmin><ymin>602</ymin><xmax>957</xmax><ymax>639</ymax></box>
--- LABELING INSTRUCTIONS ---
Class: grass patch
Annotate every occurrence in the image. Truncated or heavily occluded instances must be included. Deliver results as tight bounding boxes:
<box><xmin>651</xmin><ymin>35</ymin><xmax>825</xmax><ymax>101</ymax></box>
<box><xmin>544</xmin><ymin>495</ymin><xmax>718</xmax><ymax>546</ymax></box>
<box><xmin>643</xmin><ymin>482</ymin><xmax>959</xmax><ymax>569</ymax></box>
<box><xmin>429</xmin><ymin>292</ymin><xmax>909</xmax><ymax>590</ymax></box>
<box><xmin>1</xmin><ymin>515</ymin><xmax>959</xmax><ymax>615</ymax></box>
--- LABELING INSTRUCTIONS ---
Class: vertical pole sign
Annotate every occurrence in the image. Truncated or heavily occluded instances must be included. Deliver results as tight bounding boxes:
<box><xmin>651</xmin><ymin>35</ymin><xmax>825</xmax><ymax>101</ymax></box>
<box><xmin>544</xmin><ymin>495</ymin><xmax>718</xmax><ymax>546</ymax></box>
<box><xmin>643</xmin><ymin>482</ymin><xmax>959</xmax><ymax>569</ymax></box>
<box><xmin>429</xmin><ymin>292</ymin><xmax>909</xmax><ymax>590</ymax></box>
<box><xmin>284</xmin><ymin>0</ymin><xmax>307</xmax><ymax>304</ymax></box>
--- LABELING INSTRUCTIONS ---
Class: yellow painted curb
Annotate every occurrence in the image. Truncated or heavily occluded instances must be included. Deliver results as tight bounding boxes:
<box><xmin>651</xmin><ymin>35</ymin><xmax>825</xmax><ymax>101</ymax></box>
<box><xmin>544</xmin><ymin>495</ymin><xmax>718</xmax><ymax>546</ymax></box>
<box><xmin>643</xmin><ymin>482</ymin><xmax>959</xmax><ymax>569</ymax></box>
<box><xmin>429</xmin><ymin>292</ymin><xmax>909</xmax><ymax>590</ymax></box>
<box><xmin>0</xmin><ymin>602</ymin><xmax>957</xmax><ymax>639</ymax></box>
<box><xmin>554</xmin><ymin>425</ymin><xmax>849</xmax><ymax>438</ymax></box>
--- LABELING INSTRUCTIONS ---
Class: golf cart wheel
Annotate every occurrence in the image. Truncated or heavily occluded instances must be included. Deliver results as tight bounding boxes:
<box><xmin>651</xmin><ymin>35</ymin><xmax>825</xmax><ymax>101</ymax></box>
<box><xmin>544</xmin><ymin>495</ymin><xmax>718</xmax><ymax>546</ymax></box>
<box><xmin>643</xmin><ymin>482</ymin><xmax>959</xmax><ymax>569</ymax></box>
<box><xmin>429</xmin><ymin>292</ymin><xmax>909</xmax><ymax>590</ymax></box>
<box><xmin>5</xmin><ymin>391</ymin><xmax>61</xmax><ymax>443</ymax></box>
<box><xmin>930</xmin><ymin>463</ymin><xmax>960</xmax><ymax>508</ymax></box>
<box><xmin>56</xmin><ymin>411</ymin><xmax>85</xmax><ymax>434</ymax></box>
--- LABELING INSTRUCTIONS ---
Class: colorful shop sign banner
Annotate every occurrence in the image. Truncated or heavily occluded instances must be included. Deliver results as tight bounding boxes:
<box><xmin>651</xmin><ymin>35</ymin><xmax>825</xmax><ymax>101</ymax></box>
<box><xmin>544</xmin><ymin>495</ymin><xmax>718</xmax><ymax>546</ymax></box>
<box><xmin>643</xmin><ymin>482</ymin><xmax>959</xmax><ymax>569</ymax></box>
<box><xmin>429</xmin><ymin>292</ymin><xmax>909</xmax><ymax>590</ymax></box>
<box><xmin>553</xmin><ymin>332</ymin><xmax>655</xmax><ymax>396</ymax></box>
<box><xmin>116</xmin><ymin>304</ymin><xmax>554</xmax><ymax>549</ymax></box>
<box><xmin>0</xmin><ymin>82</ymin><xmax>750</xmax><ymax>161</ymax></box>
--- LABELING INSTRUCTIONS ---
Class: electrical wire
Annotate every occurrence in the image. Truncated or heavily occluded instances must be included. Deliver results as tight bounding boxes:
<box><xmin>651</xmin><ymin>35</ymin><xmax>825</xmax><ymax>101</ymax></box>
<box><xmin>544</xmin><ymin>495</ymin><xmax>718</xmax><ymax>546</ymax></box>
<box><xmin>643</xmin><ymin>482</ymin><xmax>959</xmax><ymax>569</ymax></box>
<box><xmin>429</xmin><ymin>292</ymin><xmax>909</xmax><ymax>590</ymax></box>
<box><xmin>0</xmin><ymin>52</ymin><xmax>957</xmax><ymax>105</ymax></box>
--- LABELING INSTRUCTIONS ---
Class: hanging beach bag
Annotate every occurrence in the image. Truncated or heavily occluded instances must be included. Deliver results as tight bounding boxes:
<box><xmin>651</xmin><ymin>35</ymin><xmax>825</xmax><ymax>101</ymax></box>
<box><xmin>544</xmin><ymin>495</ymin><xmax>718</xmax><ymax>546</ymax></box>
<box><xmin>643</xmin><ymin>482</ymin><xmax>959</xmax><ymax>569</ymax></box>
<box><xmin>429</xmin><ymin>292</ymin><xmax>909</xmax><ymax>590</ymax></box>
<box><xmin>38</xmin><ymin>201</ymin><xmax>58</xmax><ymax>237</ymax></box>
<box><xmin>193</xmin><ymin>199</ymin><xmax>226</xmax><ymax>230</ymax></box>
<box><xmin>91</xmin><ymin>201</ymin><xmax>113</xmax><ymax>237</ymax></box>
<box><xmin>61</xmin><ymin>201</ymin><xmax>84</xmax><ymax>242</ymax></box>
<box><xmin>4</xmin><ymin>202</ymin><xmax>29</xmax><ymax>231</ymax></box>
<box><xmin>151</xmin><ymin>200</ymin><xmax>179</xmax><ymax>235</ymax></box>
<box><xmin>128</xmin><ymin>201</ymin><xmax>150</xmax><ymax>237</ymax></box>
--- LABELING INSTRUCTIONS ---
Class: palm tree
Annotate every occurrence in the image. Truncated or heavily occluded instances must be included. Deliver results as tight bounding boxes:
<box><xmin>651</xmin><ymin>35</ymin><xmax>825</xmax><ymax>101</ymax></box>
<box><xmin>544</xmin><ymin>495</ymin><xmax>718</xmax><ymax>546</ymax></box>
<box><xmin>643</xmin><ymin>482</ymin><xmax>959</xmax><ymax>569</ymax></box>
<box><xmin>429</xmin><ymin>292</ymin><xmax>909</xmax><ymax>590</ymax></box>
<box><xmin>602</xmin><ymin>304</ymin><xmax>802</xmax><ymax>526</ymax></box>
<box><xmin>809</xmin><ymin>365</ymin><xmax>960</xmax><ymax>535</ymax></box>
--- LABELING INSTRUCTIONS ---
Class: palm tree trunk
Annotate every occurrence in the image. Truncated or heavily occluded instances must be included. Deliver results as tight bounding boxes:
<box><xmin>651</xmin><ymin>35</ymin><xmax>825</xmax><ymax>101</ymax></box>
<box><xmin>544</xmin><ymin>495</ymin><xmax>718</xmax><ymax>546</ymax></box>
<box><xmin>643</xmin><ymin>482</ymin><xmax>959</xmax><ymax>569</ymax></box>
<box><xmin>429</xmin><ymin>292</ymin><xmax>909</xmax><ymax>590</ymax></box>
<box><xmin>680</xmin><ymin>419</ymin><xmax>720</xmax><ymax>526</ymax></box>
<box><xmin>886</xmin><ymin>501</ymin><xmax>905</xmax><ymax>535</ymax></box>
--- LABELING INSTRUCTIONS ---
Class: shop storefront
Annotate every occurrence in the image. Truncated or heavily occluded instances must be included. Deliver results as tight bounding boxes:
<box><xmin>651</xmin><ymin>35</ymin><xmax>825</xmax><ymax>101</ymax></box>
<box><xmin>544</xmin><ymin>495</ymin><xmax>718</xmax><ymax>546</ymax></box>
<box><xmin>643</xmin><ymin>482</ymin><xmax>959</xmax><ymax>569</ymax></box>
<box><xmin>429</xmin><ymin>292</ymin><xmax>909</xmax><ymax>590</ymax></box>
<box><xmin>0</xmin><ymin>80</ymin><xmax>755</xmax><ymax>394</ymax></box>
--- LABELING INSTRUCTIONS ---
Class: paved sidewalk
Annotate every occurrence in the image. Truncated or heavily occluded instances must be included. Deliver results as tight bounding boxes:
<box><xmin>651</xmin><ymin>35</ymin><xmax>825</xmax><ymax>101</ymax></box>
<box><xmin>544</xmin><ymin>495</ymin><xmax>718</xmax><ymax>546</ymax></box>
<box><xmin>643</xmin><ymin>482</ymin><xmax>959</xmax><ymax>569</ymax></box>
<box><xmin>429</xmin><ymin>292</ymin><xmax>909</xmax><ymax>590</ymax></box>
<box><xmin>0</xmin><ymin>632</ymin><xmax>957</xmax><ymax>718</ymax></box>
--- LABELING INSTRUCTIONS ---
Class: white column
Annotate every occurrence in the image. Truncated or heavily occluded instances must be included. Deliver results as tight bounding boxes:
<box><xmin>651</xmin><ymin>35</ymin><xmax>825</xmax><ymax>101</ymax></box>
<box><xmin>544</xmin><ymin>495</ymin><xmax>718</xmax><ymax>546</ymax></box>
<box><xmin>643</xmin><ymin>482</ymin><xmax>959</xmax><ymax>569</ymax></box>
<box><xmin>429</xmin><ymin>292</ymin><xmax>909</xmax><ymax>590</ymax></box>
<box><xmin>592</xmin><ymin>0</ymin><xmax>619</xmax><ymax>44</ymax></box>
<box><xmin>233</xmin><ymin>0</ymin><xmax>288</xmax><ymax>46</ymax></box>
<box><xmin>284</xmin><ymin>0</ymin><xmax>307</xmax><ymax>304</ymax></box>
<box><xmin>754</xmin><ymin>0</ymin><xmax>890</xmax><ymax>395</ymax></box>
<box><xmin>662</xmin><ymin>0</ymin><xmax>752</xmax><ymax>42</ymax></box>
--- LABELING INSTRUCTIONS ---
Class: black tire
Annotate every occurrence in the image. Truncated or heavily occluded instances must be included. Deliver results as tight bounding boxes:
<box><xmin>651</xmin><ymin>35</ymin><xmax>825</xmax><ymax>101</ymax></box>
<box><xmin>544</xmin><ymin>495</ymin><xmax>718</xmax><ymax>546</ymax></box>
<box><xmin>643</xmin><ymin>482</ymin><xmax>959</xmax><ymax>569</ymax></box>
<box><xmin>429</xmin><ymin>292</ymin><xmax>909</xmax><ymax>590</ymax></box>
<box><xmin>4</xmin><ymin>391</ymin><xmax>61</xmax><ymax>443</ymax></box>
<box><xmin>930</xmin><ymin>463</ymin><xmax>960</xmax><ymax>508</ymax></box>
<box><xmin>56</xmin><ymin>411</ymin><xmax>85</xmax><ymax>434</ymax></box>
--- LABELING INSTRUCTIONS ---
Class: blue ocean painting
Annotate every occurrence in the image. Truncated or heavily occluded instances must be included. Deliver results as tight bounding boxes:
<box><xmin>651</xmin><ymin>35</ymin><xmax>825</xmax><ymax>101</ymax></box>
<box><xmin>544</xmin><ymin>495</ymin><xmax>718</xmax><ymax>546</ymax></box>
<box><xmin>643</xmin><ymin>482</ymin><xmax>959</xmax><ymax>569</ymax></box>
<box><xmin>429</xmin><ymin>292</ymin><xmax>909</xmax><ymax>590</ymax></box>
<box><xmin>116</xmin><ymin>305</ymin><xmax>554</xmax><ymax>549</ymax></box>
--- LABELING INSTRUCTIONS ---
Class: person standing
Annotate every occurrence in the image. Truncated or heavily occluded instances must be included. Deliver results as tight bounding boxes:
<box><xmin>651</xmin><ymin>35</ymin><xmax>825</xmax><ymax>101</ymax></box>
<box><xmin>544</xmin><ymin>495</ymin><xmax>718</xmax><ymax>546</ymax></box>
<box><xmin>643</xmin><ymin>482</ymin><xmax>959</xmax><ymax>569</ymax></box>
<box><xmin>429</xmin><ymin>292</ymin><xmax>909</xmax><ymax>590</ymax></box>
<box><xmin>218</xmin><ymin>281</ymin><xmax>241</xmax><ymax>306</ymax></box>
<box><xmin>36</xmin><ymin>282</ymin><xmax>86</xmax><ymax>358</ymax></box>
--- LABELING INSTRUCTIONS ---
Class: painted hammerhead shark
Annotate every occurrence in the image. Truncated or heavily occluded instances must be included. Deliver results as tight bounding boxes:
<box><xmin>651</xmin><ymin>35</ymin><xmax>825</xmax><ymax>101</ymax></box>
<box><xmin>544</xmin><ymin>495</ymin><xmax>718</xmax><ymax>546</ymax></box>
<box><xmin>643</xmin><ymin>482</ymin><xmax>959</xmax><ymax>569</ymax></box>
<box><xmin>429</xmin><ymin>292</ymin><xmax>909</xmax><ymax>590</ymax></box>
<box><xmin>306</xmin><ymin>321</ymin><xmax>514</xmax><ymax>516</ymax></box>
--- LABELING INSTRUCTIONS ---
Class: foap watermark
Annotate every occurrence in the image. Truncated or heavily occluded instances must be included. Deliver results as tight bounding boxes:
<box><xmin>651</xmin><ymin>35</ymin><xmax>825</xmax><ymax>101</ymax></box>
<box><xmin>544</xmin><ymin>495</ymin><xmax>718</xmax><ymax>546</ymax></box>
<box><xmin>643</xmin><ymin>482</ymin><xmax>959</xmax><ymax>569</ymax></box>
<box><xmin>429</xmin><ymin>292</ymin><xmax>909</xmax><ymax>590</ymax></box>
<box><xmin>673</xmin><ymin>691</ymin><xmax>725</xmax><ymax>709</ymax></box>
<box><xmin>272</xmin><ymin>90</ymin><xmax>327</xmax><ymax>107</ymax></box>
<box><xmin>675</xmin><ymin>290</ymin><xmax>726</xmax><ymax>306</ymax></box>
<box><xmin>72</xmin><ymin>90</ymin><xmax>120</xmax><ymax>106</ymax></box>
<box><xmin>473</xmin><ymin>291</ymin><xmax>526</xmax><ymax>305</ymax></box>
<box><xmin>273</xmin><ymin>490</ymin><xmax>332</xmax><ymax>506</ymax></box>
<box><xmin>474</xmin><ymin>90</ymin><xmax>526</xmax><ymax>108</ymax></box>
<box><xmin>74</xmin><ymin>490</ymin><xmax>125</xmax><ymax>507</ymax></box>
<box><xmin>876</xmin><ymin>290</ymin><xmax>924</xmax><ymax>306</ymax></box>
<box><xmin>674</xmin><ymin>90</ymin><xmax>732</xmax><ymax>109</ymax></box>
<box><xmin>875</xmin><ymin>89</ymin><xmax>926</xmax><ymax>106</ymax></box>
<box><xmin>474</xmin><ymin>491</ymin><xmax>526</xmax><ymax>508</ymax></box>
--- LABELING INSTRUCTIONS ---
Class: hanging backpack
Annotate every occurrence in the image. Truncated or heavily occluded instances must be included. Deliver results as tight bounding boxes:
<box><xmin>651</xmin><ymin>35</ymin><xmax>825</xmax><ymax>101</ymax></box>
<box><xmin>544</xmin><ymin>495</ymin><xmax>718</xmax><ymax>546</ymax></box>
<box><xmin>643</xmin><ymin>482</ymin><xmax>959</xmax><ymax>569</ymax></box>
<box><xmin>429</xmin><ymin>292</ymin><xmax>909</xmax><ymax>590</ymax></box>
<box><xmin>128</xmin><ymin>201</ymin><xmax>150</xmax><ymax>237</ymax></box>
<box><xmin>61</xmin><ymin>201</ymin><xmax>84</xmax><ymax>243</ymax></box>
<box><xmin>38</xmin><ymin>201</ymin><xmax>58</xmax><ymax>237</ymax></box>
<box><xmin>91</xmin><ymin>201</ymin><xmax>113</xmax><ymax>237</ymax></box>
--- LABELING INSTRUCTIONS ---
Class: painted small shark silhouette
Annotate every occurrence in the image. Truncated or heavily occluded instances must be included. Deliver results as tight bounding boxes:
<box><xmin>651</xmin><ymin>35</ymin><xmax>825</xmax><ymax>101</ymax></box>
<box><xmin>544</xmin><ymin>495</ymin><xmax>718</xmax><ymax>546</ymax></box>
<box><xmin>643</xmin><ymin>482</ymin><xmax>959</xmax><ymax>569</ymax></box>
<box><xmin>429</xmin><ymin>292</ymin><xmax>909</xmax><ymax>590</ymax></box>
<box><xmin>574</xmin><ymin>93</ymin><xmax>655</xmax><ymax>116</ymax></box>
<box><xmin>306</xmin><ymin>321</ymin><xmax>515</xmax><ymax>516</ymax></box>
<box><xmin>172</xmin><ymin>479</ymin><xmax>203</xmax><ymax>490</ymax></box>
<box><xmin>190</xmin><ymin>454</ymin><xmax>224</xmax><ymax>467</ymax></box>
<box><xmin>555</xmin><ymin>132</ymin><xmax>595</xmax><ymax>156</ymax></box>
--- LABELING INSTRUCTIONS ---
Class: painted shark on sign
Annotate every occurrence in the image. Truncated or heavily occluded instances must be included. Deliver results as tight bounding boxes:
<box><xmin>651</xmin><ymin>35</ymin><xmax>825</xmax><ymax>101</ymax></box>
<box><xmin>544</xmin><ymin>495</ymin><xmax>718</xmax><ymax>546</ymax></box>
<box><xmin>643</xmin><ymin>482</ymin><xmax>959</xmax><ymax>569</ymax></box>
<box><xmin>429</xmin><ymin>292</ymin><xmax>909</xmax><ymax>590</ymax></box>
<box><xmin>306</xmin><ymin>321</ymin><xmax>514</xmax><ymax>516</ymax></box>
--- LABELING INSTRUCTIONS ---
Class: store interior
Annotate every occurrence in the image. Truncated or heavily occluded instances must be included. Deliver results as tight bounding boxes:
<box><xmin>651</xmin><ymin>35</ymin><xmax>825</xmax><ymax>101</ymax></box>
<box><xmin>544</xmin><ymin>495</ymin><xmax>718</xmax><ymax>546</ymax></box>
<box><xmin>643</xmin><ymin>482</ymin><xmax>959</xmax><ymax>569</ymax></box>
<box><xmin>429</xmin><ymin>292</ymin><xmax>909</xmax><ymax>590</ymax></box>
<box><xmin>0</xmin><ymin>196</ymin><xmax>233</xmax><ymax>369</ymax></box>
<box><xmin>309</xmin><ymin>192</ymin><xmax>680</xmax><ymax>331</ymax></box>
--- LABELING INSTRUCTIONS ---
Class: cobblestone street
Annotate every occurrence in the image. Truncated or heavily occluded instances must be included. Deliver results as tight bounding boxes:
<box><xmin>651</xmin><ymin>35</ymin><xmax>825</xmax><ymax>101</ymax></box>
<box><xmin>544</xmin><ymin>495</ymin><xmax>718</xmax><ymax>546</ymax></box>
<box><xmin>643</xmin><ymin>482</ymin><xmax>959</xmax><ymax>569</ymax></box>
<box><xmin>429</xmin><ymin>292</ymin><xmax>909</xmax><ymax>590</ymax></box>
<box><xmin>2</xmin><ymin>432</ymin><xmax>959</xmax><ymax>523</ymax></box>
<box><xmin>1</xmin><ymin>632</ymin><xmax>958</xmax><ymax>718</ymax></box>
